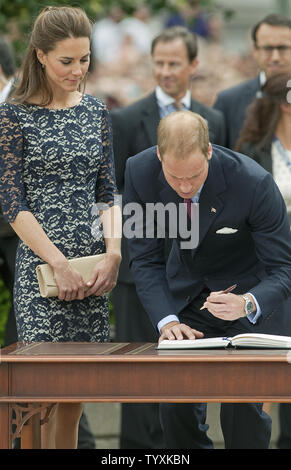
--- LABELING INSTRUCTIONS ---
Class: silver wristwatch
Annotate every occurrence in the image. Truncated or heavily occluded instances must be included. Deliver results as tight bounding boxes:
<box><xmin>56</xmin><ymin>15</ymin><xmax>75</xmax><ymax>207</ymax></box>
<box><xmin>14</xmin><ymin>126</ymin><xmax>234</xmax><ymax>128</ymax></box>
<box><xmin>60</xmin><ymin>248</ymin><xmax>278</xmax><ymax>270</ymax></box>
<box><xmin>242</xmin><ymin>295</ymin><xmax>253</xmax><ymax>316</ymax></box>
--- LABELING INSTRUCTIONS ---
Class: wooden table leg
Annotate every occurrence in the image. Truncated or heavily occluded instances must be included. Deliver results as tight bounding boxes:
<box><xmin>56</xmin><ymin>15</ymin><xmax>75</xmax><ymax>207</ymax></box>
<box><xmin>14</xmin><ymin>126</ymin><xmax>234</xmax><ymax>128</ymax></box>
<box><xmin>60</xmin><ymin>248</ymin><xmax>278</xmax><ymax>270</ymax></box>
<box><xmin>11</xmin><ymin>403</ymin><xmax>57</xmax><ymax>449</ymax></box>
<box><xmin>21</xmin><ymin>408</ymin><xmax>41</xmax><ymax>449</ymax></box>
<box><xmin>0</xmin><ymin>403</ymin><xmax>12</xmax><ymax>449</ymax></box>
<box><xmin>0</xmin><ymin>363</ymin><xmax>11</xmax><ymax>449</ymax></box>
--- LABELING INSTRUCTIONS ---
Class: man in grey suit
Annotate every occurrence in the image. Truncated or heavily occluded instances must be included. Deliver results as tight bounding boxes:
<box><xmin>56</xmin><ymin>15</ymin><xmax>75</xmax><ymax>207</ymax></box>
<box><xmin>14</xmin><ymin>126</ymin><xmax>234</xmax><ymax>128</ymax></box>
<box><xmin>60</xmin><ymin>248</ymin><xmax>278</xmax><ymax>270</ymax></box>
<box><xmin>111</xmin><ymin>26</ymin><xmax>225</xmax><ymax>449</ymax></box>
<box><xmin>214</xmin><ymin>14</ymin><xmax>291</xmax><ymax>149</ymax></box>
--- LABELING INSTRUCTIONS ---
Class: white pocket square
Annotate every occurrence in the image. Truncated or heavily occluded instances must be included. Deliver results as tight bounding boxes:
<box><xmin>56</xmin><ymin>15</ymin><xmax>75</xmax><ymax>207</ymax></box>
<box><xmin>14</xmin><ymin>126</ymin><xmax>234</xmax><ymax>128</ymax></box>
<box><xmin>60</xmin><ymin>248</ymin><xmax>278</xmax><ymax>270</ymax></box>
<box><xmin>216</xmin><ymin>227</ymin><xmax>238</xmax><ymax>234</ymax></box>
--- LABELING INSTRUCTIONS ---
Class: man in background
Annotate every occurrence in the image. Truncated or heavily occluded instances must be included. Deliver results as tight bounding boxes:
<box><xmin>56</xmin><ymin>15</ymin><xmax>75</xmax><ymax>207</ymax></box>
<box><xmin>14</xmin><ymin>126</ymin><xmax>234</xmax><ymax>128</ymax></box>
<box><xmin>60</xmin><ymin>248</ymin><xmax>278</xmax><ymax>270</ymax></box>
<box><xmin>214</xmin><ymin>14</ymin><xmax>291</xmax><ymax>149</ymax></box>
<box><xmin>111</xmin><ymin>26</ymin><xmax>225</xmax><ymax>449</ymax></box>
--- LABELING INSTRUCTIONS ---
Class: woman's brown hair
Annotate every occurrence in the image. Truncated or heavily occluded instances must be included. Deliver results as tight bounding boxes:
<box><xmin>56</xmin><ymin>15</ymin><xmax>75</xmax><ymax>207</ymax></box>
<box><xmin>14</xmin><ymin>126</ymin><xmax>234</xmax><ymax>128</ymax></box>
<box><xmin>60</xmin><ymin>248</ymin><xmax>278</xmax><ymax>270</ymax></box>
<box><xmin>236</xmin><ymin>71</ymin><xmax>291</xmax><ymax>151</ymax></box>
<box><xmin>11</xmin><ymin>6</ymin><xmax>92</xmax><ymax>106</ymax></box>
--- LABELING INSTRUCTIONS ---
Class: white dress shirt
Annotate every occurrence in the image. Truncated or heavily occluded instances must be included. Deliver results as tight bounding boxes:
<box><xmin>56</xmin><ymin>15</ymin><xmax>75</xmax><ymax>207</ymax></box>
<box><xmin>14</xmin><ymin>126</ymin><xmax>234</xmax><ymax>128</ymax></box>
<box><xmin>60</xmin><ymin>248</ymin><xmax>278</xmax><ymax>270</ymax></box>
<box><xmin>155</xmin><ymin>87</ymin><xmax>191</xmax><ymax>118</ymax></box>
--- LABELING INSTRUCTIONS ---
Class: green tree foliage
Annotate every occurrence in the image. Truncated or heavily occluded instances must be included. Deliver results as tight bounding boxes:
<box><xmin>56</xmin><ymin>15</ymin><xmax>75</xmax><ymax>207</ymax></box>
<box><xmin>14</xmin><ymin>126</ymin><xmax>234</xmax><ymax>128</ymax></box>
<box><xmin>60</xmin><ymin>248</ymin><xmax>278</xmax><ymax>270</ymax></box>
<box><xmin>0</xmin><ymin>0</ymin><xmax>231</xmax><ymax>65</ymax></box>
<box><xmin>0</xmin><ymin>0</ymin><xmax>221</xmax><ymax>32</ymax></box>
<box><xmin>0</xmin><ymin>278</ymin><xmax>10</xmax><ymax>346</ymax></box>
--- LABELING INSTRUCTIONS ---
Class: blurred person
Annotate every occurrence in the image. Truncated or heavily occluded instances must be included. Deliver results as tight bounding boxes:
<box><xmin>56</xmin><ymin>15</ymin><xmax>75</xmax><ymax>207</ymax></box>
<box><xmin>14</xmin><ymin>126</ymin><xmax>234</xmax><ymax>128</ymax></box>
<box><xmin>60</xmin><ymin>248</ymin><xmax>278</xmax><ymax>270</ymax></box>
<box><xmin>0</xmin><ymin>36</ymin><xmax>18</xmax><ymax>348</ymax></box>
<box><xmin>236</xmin><ymin>71</ymin><xmax>291</xmax><ymax>449</ymax></box>
<box><xmin>91</xmin><ymin>5</ymin><xmax>124</xmax><ymax>64</ymax></box>
<box><xmin>0</xmin><ymin>6</ymin><xmax>121</xmax><ymax>449</ymax></box>
<box><xmin>165</xmin><ymin>0</ymin><xmax>210</xmax><ymax>39</ymax></box>
<box><xmin>0</xmin><ymin>37</ymin><xmax>16</xmax><ymax>101</ymax></box>
<box><xmin>120</xmin><ymin>4</ymin><xmax>153</xmax><ymax>55</ymax></box>
<box><xmin>110</xmin><ymin>26</ymin><xmax>225</xmax><ymax>449</ymax></box>
<box><xmin>214</xmin><ymin>14</ymin><xmax>291</xmax><ymax>149</ymax></box>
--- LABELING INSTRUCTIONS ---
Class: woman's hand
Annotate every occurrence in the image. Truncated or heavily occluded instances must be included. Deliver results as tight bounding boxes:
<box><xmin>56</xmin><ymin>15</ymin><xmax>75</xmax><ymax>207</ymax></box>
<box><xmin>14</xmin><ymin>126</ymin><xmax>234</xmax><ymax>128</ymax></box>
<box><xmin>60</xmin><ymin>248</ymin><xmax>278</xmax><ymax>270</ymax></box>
<box><xmin>84</xmin><ymin>252</ymin><xmax>121</xmax><ymax>297</ymax></box>
<box><xmin>52</xmin><ymin>259</ymin><xmax>86</xmax><ymax>301</ymax></box>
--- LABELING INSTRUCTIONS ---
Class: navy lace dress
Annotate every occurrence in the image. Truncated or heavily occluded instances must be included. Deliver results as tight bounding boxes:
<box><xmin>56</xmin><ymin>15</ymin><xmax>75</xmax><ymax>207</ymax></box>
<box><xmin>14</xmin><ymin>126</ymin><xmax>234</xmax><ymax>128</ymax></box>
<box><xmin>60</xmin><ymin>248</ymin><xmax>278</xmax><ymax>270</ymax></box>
<box><xmin>0</xmin><ymin>94</ymin><xmax>117</xmax><ymax>342</ymax></box>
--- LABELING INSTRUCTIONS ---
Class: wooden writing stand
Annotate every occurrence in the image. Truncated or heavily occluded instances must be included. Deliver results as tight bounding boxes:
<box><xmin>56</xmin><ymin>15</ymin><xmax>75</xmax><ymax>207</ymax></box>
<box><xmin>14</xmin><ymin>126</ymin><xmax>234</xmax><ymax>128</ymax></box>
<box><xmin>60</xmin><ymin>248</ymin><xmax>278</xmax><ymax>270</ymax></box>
<box><xmin>1</xmin><ymin>341</ymin><xmax>291</xmax><ymax>448</ymax></box>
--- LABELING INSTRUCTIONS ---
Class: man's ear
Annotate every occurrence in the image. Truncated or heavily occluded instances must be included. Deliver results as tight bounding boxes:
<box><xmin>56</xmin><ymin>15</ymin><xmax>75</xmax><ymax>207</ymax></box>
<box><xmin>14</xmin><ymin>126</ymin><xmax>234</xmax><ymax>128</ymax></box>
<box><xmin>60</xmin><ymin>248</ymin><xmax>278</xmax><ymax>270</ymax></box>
<box><xmin>207</xmin><ymin>143</ymin><xmax>213</xmax><ymax>160</ymax></box>
<box><xmin>157</xmin><ymin>146</ymin><xmax>162</xmax><ymax>162</ymax></box>
<box><xmin>252</xmin><ymin>44</ymin><xmax>259</xmax><ymax>64</ymax></box>
<box><xmin>189</xmin><ymin>58</ymin><xmax>199</xmax><ymax>78</ymax></box>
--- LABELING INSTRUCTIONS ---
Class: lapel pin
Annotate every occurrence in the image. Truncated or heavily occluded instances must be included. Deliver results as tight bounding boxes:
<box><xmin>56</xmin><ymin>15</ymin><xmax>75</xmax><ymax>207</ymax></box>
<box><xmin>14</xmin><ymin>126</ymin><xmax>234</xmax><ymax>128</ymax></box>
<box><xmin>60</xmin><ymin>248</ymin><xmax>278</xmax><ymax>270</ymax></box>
<box><xmin>211</xmin><ymin>207</ymin><xmax>216</xmax><ymax>213</ymax></box>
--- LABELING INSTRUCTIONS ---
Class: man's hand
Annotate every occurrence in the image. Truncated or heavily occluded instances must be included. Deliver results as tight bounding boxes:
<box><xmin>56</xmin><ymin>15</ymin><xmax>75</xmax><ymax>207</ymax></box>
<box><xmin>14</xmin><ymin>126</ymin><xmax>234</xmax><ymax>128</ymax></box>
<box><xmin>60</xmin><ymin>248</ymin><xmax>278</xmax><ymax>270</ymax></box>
<box><xmin>159</xmin><ymin>321</ymin><xmax>204</xmax><ymax>344</ymax></box>
<box><xmin>203</xmin><ymin>292</ymin><xmax>256</xmax><ymax>321</ymax></box>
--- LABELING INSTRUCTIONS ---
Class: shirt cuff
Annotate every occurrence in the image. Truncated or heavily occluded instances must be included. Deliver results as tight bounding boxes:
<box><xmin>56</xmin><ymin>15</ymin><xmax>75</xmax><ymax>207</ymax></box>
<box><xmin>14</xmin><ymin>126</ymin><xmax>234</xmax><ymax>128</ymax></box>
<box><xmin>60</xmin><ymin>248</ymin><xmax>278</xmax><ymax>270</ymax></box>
<box><xmin>157</xmin><ymin>315</ymin><xmax>180</xmax><ymax>333</ymax></box>
<box><xmin>246</xmin><ymin>293</ymin><xmax>262</xmax><ymax>324</ymax></box>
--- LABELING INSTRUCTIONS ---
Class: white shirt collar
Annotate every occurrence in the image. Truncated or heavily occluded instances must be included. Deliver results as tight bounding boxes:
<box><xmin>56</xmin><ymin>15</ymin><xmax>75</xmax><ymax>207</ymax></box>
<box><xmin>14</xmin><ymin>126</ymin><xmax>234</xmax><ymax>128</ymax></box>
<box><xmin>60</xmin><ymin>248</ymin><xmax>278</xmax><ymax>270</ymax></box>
<box><xmin>155</xmin><ymin>86</ymin><xmax>191</xmax><ymax>109</ymax></box>
<box><xmin>259</xmin><ymin>71</ymin><xmax>267</xmax><ymax>87</ymax></box>
<box><xmin>191</xmin><ymin>183</ymin><xmax>204</xmax><ymax>203</ymax></box>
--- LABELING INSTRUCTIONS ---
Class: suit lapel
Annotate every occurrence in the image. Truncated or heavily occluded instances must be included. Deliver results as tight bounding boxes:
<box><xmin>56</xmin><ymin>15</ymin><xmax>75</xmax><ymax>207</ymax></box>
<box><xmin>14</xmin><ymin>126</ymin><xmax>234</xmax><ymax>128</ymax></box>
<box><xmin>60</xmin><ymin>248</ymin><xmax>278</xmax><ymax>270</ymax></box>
<box><xmin>240</xmin><ymin>76</ymin><xmax>261</xmax><ymax>106</ymax></box>
<box><xmin>257</xmin><ymin>145</ymin><xmax>273</xmax><ymax>173</ymax></box>
<box><xmin>158</xmin><ymin>169</ymin><xmax>184</xmax><ymax>243</ymax></box>
<box><xmin>189</xmin><ymin>98</ymin><xmax>203</xmax><ymax>114</ymax></box>
<box><xmin>141</xmin><ymin>93</ymin><xmax>161</xmax><ymax>148</ymax></box>
<box><xmin>196</xmin><ymin>155</ymin><xmax>226</xmax><ymax>249</ymax></box>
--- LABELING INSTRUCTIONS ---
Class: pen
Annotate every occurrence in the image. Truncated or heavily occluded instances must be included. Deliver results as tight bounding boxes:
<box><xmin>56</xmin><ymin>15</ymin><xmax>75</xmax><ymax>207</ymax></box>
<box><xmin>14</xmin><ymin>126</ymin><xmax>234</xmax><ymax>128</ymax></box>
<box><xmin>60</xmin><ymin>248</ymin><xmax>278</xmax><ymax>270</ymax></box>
<box><xmin>200</xmin><ymin>284</ymin><xmax>237</xmax><ymax>310</ymax></box>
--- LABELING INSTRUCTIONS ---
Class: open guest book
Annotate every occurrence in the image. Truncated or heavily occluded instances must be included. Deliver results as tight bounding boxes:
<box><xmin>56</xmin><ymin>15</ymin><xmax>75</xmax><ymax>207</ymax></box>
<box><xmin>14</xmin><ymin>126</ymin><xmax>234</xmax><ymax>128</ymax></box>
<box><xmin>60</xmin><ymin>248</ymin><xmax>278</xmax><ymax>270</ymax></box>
<box><xmin>157</xmin><ymin>333</ymin><xmax>291</xmax><ymax>350</ymax></box>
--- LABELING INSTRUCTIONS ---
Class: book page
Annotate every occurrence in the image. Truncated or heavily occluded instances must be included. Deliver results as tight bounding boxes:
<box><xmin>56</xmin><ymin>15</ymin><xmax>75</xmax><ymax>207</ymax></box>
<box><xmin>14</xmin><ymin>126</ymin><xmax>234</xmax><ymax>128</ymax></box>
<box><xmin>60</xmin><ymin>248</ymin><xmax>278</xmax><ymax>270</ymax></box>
<box><xmin>157</xmin><ymin>337</ymin><xmax>230</xmax><ymax>349</ymax></box>
<box><xmin>231</xmin><ymin>333</ymin><xmax>291</xmax><ymax>348</ymax></box>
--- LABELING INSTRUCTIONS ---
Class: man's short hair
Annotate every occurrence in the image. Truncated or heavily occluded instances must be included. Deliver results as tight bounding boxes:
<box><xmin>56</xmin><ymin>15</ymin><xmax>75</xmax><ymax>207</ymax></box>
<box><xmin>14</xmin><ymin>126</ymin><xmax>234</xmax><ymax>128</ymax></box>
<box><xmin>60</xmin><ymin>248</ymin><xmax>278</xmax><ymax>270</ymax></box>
<box><xmin>151</xmin><ymin>26</ymin><xmax>198</xmax><ymax>63</ymax></box>
<box><xmin>252</xmin><ymin>14</ymin><xmax>291</xmax><ymax>44</ymax></box>
<box><xmin>0</xmin><ymin>37</ymin><xmax>16</xmax><ymax>78</ymax></box>
<box><xmin>157</xmin><ymin>111</ymin><xmax>209</xmax><ymax>160</ymax></box>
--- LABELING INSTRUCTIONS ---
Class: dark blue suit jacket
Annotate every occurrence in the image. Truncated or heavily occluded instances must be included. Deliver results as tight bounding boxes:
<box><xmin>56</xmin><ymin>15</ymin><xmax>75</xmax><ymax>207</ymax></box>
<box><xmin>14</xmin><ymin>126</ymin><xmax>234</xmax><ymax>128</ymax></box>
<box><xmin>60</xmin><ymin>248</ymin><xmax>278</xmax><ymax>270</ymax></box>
<box><xmin>124</xmin><ymin>145</ymin><xmax>291</xmax><ymax>334</ymax></box>
<box><xmin>214</xmin><ymin>76</ymin><xmax>260</xmax><ymax>149</ymax></box>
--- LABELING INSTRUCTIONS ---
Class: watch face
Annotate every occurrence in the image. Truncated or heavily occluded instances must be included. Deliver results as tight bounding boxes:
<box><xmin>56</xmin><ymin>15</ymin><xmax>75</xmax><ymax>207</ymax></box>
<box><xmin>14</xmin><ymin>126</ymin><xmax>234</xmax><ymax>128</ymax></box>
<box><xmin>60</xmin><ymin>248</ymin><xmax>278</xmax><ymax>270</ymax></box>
<box><xmin>246</xmin><ymin>300</ymin><xmax>253</xmax><ymax>314</ymax></box>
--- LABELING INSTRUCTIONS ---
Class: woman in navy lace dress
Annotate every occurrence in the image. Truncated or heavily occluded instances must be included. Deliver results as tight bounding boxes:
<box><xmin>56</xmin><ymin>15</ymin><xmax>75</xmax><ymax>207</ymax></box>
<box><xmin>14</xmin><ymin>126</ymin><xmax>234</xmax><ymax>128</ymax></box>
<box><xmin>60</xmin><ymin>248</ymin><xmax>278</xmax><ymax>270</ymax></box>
<box><xmin>0</xmin><ymin>6</ymin><xmax>121</xmax><ymax>448</ymax></box>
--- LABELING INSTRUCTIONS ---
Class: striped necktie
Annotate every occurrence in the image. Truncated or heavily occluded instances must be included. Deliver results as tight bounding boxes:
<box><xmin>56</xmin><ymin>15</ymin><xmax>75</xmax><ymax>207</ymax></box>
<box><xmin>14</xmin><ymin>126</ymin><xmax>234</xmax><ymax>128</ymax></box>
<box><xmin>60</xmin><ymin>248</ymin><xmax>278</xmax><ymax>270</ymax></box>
<box><xmin>184</xmin><ymin>198</ymin><xmax>192</xmax><ymax>218</ymax></box>
<box><xmin>174</xmin><ymin>100</ymin><xmax>183</xmax><ymax>111</ymax></box>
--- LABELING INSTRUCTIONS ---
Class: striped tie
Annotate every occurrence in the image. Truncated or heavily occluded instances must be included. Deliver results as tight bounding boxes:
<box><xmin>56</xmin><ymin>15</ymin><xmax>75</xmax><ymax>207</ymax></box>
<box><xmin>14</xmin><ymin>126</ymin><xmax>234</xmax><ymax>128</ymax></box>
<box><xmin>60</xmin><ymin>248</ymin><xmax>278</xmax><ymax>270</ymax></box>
<box><xmin>184</xmin><ymin>198</ymin><xmax>192</xmax><ymax>218</ymax></box>
<box><xmin>174</xmin><ymin>100</ymin><xmax>183</xmax><ymax>111</ymax></box>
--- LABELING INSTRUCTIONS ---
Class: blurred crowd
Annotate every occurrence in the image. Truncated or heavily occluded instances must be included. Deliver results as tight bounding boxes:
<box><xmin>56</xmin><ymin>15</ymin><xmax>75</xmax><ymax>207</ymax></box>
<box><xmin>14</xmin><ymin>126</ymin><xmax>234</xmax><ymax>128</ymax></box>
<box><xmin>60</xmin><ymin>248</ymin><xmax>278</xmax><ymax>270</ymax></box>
<box><xmin>86</xmin><ymin>3</ymin><xmax>258</xmax><ymax>109</ymax></box>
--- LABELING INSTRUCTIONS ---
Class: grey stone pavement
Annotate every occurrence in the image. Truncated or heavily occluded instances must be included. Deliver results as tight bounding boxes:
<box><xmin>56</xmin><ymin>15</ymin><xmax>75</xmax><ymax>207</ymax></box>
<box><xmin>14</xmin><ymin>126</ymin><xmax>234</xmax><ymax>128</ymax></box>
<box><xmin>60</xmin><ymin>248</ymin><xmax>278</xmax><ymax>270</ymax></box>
<box><xmin>83</xmin><ymin>402</ymin><xmax>280</xmax><ymax>449</ymax></box>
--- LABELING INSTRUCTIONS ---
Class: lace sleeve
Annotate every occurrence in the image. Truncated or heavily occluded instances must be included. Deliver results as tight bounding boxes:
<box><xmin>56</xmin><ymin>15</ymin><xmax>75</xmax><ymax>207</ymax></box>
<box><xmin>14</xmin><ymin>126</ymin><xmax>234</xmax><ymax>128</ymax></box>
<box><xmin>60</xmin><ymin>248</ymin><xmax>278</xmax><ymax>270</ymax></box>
<box><xmin>0</xmin><ymin>103</ymin><xmax>30</xmax><ymax>222</ymax></box>
<box><xmin>95</xmin><ymin>104</ymin><xmax>119</xmax><ymax>207</ymax></box>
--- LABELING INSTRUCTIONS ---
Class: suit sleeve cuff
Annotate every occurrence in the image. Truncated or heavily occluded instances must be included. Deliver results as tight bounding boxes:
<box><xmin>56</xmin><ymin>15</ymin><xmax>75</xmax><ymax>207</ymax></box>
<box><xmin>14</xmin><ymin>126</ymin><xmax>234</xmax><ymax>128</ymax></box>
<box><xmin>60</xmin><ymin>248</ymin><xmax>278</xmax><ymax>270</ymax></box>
<box><xmin>246</xmin><ymin>293</ymin><xmax>262</xmax><ymax>324</ymax></box>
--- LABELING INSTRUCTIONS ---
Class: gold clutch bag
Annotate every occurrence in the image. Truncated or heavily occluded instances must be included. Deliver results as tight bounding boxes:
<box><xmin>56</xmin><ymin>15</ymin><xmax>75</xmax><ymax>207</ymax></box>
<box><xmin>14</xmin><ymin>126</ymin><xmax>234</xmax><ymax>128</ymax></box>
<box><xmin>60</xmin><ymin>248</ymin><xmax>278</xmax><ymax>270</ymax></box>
<box><xmin>36</xmin><ymin>253</ymin><xmax>106</xmax><ymax>298</ymax></box>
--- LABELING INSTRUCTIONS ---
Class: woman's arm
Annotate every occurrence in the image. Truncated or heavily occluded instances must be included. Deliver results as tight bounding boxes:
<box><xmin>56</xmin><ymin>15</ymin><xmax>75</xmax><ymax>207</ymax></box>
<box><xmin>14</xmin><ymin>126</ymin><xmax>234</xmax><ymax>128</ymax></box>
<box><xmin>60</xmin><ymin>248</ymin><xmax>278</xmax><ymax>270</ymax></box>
<box><xmin>11</xmin><ymin>211</ymin><xmax>87</xmax><ymax>301</ymax></box>
<box><xmin>85</xmin><ymin>204</ymin><xmax>122</xmax><ymax>296</ymax></box>
<box><xmin>84</xmin><ymin>103</ymin><xmax>122</xmax><ymax>296</ymax></box>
